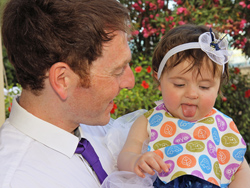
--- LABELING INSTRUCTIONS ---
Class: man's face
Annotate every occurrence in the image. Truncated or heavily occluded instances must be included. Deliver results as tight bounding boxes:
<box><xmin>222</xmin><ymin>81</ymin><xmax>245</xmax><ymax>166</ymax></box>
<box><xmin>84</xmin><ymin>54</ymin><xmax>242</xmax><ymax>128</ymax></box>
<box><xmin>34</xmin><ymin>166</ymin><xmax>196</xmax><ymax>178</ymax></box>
<box><xmin>69</xmin><ymin>31</ymin><xmax>134</xmax><ymax>125</ymax></box>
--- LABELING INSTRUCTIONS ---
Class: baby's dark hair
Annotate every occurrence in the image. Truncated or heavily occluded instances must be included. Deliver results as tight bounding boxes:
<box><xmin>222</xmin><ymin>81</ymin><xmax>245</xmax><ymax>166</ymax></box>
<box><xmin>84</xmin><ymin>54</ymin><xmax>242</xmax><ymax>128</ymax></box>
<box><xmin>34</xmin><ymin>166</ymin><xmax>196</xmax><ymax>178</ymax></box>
<box><xmin>152</xmin><ymin>24</ymin><xmax>229</xmax><ymax>90</ymax></box>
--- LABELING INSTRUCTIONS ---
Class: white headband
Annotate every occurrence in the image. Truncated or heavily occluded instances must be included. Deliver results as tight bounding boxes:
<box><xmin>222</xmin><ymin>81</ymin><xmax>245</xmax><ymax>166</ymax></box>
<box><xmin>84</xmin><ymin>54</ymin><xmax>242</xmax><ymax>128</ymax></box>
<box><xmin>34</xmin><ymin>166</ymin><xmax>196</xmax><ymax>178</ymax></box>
<box><xmin>157</xmin><ymin>30</ymin><xmax>232</xmax><ymax>80</ymax></box>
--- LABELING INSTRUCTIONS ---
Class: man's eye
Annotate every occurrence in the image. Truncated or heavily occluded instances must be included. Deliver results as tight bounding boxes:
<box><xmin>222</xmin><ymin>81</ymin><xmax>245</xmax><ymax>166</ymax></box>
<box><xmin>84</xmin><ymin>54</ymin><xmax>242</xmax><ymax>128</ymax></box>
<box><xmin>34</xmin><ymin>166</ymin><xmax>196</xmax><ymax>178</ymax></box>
<box><xmin>115</xmin><ymin>69</ymin><xmax>124</xmax><ymax>76</ymax></box>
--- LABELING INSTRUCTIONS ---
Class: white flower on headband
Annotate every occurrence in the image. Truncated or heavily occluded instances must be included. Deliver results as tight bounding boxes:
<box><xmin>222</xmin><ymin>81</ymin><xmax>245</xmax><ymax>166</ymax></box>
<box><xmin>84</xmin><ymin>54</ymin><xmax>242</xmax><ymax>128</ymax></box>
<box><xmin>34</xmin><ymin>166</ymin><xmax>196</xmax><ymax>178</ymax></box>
<box><xmin>157</xmin><ymin>29</ymin><xmax>233</xmax><ymax>80</ymax></box>
<box><xmin>199</xmin><ymin>31</ymin><xmax>232</xmax><ymax>66</ymax></box>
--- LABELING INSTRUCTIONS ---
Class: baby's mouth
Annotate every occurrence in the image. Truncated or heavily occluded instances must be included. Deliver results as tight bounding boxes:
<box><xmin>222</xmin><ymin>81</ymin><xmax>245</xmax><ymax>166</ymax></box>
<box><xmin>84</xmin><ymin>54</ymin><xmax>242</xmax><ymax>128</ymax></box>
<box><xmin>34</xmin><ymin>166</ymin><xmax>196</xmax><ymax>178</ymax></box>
<box><xmin>181</xmin><ymin>104</ymin><xmax>197</xmax><ymax>117</ymax></box>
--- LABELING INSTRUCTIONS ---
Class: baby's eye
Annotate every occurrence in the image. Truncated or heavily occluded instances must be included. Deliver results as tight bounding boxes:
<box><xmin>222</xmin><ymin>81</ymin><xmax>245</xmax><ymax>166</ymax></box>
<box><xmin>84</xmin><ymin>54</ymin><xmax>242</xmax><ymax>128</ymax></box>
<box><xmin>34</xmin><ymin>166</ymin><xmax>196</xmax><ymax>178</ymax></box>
<box><xmin>200</xmin><ymin>86</ymin><xmax>209</xmax><ymax>90</ymax></box>
<box><xmin>174</xmin><ymin>83</ymin><xmax>185</xmax><ymax>87</ymax></box>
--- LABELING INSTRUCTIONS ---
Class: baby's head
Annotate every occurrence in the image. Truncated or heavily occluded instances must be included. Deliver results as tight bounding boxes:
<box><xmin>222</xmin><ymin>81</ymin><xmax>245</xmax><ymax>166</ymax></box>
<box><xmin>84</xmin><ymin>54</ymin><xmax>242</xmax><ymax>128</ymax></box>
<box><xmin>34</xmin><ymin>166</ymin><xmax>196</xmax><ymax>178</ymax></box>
<box><xmin>153</xmin><ymin>24</ymin><xmax>229</xmax><ymax>89</ymax></box>
<box><xmin>152</xmin><ymin>24</ymin><xmax>231</xmax><ymax>121</ymax></box>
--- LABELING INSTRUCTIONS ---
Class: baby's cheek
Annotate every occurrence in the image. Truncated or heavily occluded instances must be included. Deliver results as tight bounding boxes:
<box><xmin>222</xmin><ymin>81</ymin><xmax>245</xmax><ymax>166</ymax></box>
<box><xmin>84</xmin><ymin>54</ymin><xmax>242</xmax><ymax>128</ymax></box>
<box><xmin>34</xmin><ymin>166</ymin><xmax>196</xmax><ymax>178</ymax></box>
<box><xmin>201</xmin><ymin>95</ymin><xmax>217</xmax><ymax>112</ymax></box>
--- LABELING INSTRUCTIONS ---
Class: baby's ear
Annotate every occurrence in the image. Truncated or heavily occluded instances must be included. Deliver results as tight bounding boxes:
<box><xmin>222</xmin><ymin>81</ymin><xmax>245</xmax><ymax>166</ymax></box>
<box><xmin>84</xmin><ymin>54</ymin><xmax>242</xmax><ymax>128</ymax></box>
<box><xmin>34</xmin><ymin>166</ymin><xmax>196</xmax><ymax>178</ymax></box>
<box><xmin>153</xmin><ymin>71</ymin><xmax>158</xmax><ymax>80</ymax></box>
<box><xmin>153</xmin><ymin>71</ymin><xmax>161</xmax><ymax>91</ymax></box>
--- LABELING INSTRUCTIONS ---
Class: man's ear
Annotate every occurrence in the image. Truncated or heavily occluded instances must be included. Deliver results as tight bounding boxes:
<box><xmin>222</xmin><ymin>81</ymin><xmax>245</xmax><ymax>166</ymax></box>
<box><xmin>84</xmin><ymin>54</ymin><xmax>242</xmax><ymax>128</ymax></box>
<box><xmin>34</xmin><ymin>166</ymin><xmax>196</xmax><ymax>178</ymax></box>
<box><xmin>49</xmin><ymin>62</ymin><xmax>70</xmax><ymax>100</ymax></box>
<box><xmin>153</xmin><ymin>71</ymin><xmax>161</xmax><ymax>91</ymax></box>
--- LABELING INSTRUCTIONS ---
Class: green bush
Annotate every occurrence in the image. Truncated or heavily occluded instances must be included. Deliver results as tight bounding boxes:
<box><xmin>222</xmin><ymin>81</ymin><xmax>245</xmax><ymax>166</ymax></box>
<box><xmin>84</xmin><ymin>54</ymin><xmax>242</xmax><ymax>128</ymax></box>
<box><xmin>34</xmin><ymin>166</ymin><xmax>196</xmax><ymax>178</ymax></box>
<box><xmin>111</xmin><ymin>54</ymin><xmax>162</xmax><ymax>118</ymax></box>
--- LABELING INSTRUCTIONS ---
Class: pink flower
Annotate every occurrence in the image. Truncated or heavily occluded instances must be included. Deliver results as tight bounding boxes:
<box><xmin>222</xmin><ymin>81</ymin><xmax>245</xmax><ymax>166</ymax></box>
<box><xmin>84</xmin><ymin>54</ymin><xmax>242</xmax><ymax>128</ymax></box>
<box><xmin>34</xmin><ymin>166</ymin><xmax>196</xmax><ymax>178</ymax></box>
<box><xmin>206</xmin><ymin>24</ymin><xmax>213</xmax><ymax>28</ymax></box>
<box><xmin>149</xmin><ymin>2</ymin><xmax>157</xmax><ymax>10</ymax></box>
<box><xmin>150</xmin><ymin>15</ymin><xmax>154</xmax><ymax>19</ymax></box>
<box><xmin>178</xmin><ymin>21</ymin><xmax>186</xmax><ymax>25</ymax></box>
<box><xmin>247</xmin><ymin>4</ymin><xmax>250</xmax><ymax>9</ymax></box>
<box><xmin>131</xmin><ymin>30</ymin><xmax>139</xmax><ymax>36</ymax></box>
<box><xmin>132</xmin><ymin>3</ymin><xmax>139</xmax><ymax>9</ymax></box>
<box><xmin>177</xmin><ymin>7</ymin><xmax>189</xmax><ymax>15</ymax></box>
<box><xmin>157</xmin><ymin>0</ymin><xmax>164</xmax><ymax>9</ymax></box>
<box><xmin>175</xmin><ymin>0</ymin><xmax>183</xmax><ymax>5</ymax></box>
<box><xmin>151</xmin><ymin>28</ymin><xmax>157</xmax><ymax>34</ymax></box>
<box><xmin>143</xmin><ymin>29</ymin><xmax>149</xmax><ymax>38</ymax></box>
<box><xmin>239</xmin><ymin>1</ymin><xmax>246</xmax><ymax>8</ymax></box>
<box><xmin>132</xmin><ymin>3</ymin><xmax>144</xmax><ymax>12</ymax></box>
<box><xmin>240</xmin><ymin>19</ymin><xmax>247</xmax><ymax>29</ymax></box>
<box><xmin>177</xmin><ymin>7</ymin><xmax>187</xmax><ymax>15</ymax></box>
<box><xmin>161</xmin><ymin>28</ymin><xmax>165</xmax><ymax>34</ymax></box>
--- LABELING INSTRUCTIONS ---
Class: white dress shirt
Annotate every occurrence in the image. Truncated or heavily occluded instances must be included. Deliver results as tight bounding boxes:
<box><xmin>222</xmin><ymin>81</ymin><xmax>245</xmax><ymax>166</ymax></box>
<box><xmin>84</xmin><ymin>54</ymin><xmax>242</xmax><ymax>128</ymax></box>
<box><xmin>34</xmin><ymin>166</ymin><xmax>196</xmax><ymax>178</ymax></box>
<box><xmin>0</xmin><ymin>97</ymin><xmax>115</xmax><ymax>188</ymax></box>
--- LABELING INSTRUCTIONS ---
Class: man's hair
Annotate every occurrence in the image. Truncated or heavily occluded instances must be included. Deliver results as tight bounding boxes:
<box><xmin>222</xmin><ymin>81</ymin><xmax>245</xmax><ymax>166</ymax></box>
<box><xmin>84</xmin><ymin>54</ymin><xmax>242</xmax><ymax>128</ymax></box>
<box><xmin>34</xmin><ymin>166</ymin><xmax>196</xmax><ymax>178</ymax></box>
<box><xmin>152</xmin><ymin>24</ymin><xmax>229</xmax><ymax>87</ymax></box>
<box><xmin>1</xmin><ymin>0</ymin><xmax>130</xmax><ymax>92</ymax></box>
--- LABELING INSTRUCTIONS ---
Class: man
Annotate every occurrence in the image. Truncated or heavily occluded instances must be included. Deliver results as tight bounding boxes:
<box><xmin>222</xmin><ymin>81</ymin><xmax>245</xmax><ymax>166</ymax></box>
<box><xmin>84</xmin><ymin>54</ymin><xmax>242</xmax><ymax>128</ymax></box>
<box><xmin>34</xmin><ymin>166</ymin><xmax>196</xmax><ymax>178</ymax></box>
<box><xmin>0</xmin><ymin>0</ymin><xmax>134</xmax><ymax>187</ymax></box>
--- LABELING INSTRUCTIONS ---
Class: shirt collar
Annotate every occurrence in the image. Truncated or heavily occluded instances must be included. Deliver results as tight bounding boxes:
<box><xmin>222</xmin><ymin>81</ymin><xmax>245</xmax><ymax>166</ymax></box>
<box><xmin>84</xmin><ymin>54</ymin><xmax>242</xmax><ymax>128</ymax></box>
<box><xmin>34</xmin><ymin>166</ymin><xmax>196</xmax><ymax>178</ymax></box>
<box><xmin>9</xmin><ymin>96</ymin><xmax>81</xmax><ymax>158</ymax></box>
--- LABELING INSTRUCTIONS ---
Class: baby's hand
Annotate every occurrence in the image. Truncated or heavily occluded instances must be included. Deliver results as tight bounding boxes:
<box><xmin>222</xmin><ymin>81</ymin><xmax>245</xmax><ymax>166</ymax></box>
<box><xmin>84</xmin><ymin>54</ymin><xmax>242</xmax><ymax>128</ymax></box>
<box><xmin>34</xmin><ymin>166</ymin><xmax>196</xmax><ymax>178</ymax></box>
<box><xmin>134</xmin><ymin>151</ymin><xmax>170</xmax><ymax>178</ymax></box>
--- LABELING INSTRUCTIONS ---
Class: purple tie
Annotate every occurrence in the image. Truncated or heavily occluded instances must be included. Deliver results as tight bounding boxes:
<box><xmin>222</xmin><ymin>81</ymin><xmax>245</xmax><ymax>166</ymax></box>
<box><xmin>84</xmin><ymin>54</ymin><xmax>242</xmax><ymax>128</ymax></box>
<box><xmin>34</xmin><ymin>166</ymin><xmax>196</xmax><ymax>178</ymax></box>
<box><xmin>75</xmin><ymin>138</ymin><xmax>108</xmax><ymax>184</ymax></box>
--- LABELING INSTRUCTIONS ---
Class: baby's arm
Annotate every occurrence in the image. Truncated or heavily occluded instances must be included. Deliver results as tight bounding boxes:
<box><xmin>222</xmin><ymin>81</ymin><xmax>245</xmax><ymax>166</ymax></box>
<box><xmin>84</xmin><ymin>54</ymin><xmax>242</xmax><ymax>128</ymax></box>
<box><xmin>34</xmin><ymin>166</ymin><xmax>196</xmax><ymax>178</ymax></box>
<box><xmin>117</xmin><ymin>115</ymin><xmax>169</xmax><ymax>178</ymax></box>
<box><xmin>229</xmin><ymin>158</ymin><xmax>250</xmax><ymax>188</ymax></box>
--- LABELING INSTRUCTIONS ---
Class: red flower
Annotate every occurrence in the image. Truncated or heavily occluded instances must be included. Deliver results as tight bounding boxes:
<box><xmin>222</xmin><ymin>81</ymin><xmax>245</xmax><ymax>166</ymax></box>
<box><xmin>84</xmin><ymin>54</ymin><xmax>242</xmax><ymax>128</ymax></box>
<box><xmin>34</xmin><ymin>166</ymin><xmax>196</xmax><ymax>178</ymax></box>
<box><xmin>110</xmin><ymin>103</ymin><xmax>117</xmax><ymax>114</ymax></box>
<box><xmin>135</xmin><ymin>66</ymin><xmax>142</xmax><ymax>73</ymax></box>
<box><xmin>234</xmin><ymin>67</ymin><xmax>240</xmax><ymax>74</ymax></box>
<box><xmin>8</xmin><ymin>103</ymin><xmax>12</xmax><ymax>112</ymax></box>
<box><xmin>231</xmin><ymin>84</ymin><xmax>237</xmax><ymax>90</ymax></box>
<box><xmin>222</xmin><ymin>96</ymin><xmax>227</xmax><ymax>102</ymax></box>
<box><xmin>146</xmin><ymin>66</ymin><xmax>152</xmax><ymax>73</ymax></box>
<box><xmin>141</xmin><ymin>80</ymin><xmax>149</xmax><ymax>89</ymax></box>
<box><xmin>245</xmin><ymin>89</ymin><xmax>250</xmax><ymax>98</ymax></box>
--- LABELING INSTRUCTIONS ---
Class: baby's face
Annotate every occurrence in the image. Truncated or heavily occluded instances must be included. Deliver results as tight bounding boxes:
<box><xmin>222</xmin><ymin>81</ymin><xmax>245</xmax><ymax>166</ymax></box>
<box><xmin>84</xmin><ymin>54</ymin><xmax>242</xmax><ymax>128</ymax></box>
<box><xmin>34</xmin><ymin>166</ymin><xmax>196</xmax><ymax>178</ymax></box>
<box><xmin>158</xmin><ymin>59</ymin><xmax>221</xmax><ymax>122</ymax></box>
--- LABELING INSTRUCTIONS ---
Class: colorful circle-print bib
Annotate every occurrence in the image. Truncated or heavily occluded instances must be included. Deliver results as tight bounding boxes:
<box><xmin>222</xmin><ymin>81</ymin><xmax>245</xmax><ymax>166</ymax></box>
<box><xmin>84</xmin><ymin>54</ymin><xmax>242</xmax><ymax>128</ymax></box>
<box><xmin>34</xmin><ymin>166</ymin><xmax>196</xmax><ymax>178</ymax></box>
<box><xmin>145</xmin><ymin>101</ymin><xmax>246</xmax><ymax>188</ymax></box>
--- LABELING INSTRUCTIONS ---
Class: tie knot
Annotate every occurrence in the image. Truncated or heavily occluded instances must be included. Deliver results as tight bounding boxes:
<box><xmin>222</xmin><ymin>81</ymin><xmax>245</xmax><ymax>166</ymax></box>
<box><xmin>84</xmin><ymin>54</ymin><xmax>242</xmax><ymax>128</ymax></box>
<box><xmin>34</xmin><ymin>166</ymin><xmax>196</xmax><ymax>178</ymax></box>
<box><xmin>75</xmin><ymin>138</ymin><xmax>99</xmax><ymax>166</ymax></box>
<box><xmin>75</xmin><ymin>138</ymin><xmax>88</xmax><ymax>154</ymax></box>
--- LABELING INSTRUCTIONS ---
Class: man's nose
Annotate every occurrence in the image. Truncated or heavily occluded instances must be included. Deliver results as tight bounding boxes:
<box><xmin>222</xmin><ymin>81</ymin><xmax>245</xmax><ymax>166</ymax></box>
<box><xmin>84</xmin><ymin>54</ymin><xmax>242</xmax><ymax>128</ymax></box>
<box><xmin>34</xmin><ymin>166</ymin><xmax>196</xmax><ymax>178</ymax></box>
<box><xmin>120</xmin><ymin>64</ymin><xmax>135</xmax><ymax>89</ymax></box>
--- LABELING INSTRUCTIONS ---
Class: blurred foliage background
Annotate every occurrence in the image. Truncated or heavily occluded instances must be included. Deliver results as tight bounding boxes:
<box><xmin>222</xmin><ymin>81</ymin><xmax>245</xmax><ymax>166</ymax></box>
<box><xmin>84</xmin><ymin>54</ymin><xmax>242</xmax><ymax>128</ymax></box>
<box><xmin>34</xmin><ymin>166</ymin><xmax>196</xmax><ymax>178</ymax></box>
<box><xmin>1</xmin><ymin>0</ymin><xmax>250</xmax><ymax>162</ymax></box>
